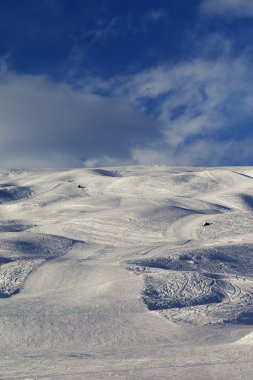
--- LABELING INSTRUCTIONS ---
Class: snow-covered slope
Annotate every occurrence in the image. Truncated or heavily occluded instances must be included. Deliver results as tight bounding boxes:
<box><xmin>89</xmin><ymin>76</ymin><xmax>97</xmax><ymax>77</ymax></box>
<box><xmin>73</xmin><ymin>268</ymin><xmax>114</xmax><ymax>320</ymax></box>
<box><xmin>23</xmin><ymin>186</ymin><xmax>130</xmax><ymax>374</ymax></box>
<box><xmin>0</xmin><ymin>166</ymin><xmax>253</xmax><ymax>379</ymax></box>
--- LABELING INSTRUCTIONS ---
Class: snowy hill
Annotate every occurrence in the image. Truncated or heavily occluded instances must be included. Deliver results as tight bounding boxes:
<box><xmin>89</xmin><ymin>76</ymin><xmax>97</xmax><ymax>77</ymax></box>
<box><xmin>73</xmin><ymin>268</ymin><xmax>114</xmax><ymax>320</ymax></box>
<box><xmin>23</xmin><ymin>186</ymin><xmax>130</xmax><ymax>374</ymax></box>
<box><xmin>0</xmin><ymin>166</ymin><xmax>253</xmax><ymax>379</ymax></box>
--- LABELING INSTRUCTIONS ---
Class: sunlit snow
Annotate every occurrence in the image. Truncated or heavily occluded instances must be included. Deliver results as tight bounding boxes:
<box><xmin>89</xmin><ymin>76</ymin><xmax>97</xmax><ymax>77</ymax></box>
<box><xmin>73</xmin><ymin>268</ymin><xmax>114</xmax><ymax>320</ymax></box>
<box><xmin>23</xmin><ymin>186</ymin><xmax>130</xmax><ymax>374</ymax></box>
<box><xmin>0</xmin><ymin>166</ymin><xmax>253</xmax><ymax>379</ymax></box>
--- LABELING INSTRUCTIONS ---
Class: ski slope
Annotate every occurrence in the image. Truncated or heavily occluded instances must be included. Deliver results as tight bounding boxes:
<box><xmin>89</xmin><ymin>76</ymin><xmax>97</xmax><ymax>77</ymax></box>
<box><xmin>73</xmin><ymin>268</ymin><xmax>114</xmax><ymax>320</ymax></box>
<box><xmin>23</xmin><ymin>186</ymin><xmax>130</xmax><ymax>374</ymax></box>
<box><xmin>0</xmin><ymin>166</ymin><xmax>253</xmax><ymax>379</ymax></box>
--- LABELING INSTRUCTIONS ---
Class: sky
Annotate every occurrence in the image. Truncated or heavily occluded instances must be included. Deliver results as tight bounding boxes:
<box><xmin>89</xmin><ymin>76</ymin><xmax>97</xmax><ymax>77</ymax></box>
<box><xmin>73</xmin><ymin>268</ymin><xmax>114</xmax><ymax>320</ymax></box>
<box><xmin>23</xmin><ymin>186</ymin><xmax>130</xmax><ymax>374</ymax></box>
<box><xmin>1</xmin><ymin>0</ymin><xmax>253</xmax><ymax>167</ymax></box>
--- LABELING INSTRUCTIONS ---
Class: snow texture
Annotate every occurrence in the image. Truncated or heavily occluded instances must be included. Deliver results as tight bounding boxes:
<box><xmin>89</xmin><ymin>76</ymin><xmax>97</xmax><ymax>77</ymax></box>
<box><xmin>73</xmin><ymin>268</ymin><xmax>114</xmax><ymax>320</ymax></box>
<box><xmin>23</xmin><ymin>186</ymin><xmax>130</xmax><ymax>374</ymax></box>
<box><xmin>0</xmin><ymin>167</ymin><xmax>253</xmax><ymax>379</ymax></box>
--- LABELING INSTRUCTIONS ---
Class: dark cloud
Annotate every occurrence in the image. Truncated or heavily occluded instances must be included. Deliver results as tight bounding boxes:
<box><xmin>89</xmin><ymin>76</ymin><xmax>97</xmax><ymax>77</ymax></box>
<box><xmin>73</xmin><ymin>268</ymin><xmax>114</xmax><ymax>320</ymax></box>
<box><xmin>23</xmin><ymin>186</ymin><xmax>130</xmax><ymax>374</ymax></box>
<box><xmin>0</xmin><ymin>70</ymin><xmax>159</xmax><ymax>167</ymax></box>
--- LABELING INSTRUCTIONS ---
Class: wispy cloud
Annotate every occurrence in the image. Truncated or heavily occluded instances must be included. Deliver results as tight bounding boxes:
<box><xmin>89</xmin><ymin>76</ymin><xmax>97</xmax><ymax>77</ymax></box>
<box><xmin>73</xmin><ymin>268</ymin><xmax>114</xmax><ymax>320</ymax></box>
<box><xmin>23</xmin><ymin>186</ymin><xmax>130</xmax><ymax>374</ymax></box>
<box><xmin>82</xmin><ymin>51</ymin><xmax>253</xmax><ymax>166</ymax></box>
<box><xmin>2</xmin><ymin>38</ymin><xmax>253</xmax><ymax>167</ymax></box>
<box><xmin>200</xmin><ymin>0</ymin><xmax>253</xmax><ymax>18</ymax></box>
<box><xmin>125</xmin><ymin>57</ymin><xmax>253</xmax><ymax>165</ymax></box>
<box><xmin>80</xmin><ymin>14</ymin><xmax>138</xmax><ymax>45</ymax></box>
<box><xmin>144</xmin><ymin>8</ymin><xmax>167</xmax><ymax>22</ymax></box>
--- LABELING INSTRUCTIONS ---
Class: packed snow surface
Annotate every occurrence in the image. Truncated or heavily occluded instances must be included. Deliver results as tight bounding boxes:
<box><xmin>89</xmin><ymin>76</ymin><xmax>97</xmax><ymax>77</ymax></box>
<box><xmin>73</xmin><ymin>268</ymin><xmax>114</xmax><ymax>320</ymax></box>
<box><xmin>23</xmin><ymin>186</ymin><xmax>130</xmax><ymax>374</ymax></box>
<box><xmin>0</xmin><ymin>166</ymin><xmax>253</xmax><ymax>379</ymax></box>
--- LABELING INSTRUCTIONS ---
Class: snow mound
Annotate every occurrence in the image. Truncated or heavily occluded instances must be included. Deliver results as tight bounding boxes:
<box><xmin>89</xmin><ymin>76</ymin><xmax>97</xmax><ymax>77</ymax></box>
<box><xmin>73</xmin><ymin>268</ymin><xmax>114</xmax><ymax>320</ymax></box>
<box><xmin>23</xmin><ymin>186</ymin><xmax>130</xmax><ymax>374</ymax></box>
<box><xmin>0</xmin><ymin>233</ymin><xmax>78</xmax><ymax>297</ymax></box>
<box><xmin>142</xmin><ymin>272</ymin><xmax>225</xmax><ymax>310</ymax></box>
<box><xmin>0</xmin><ymin>183</ymin><xmax>32</xmax><ymax>203</ymax></box>
<box><xmin>235</xmin><ymin>331</ymin><xmax>253</xmax><ymax>344</ymax></box>
<box><xmin>0</xmin><ymin>259</ymin><xmax>43</xmax><ymax>297</ymax></box>
<box><xmin>127</xmin><ymin>244</ymin><xmax>253</xmax><ymax>324</ymax></box>
<box><xmin>0</xmin><ymin>221</ymin><xmax>34</xmax><ymax>232</ymax></box>
<box><xmin>91</xmin><ymin>168</ymin><xmax>121</xmax><ymax>177</ymax></box>
<box><xmin>0</xmin><ymin>166</ymin><xmax>253</xmax><ymax>379</ymax></box>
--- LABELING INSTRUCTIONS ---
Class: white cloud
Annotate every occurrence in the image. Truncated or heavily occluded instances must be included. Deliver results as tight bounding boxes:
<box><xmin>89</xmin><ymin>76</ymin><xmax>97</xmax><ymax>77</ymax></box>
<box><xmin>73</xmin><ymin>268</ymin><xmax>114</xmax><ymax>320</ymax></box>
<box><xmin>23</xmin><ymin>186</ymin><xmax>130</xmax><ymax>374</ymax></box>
<box><xmin>84</xmin><ymin>54</ymin><xmax>253</xmax><ymax>166</ymax></box>
<box><xmin>200</xmin><ymin>0</ymin><xmax>253</xmax><ymax>17</ymax></box>
<box><xmin>2</xmin><ymin>50</ymin><xmax>253</xmax><ymax>168</ymax></box>
<box><xmin>132</xmin><ymin>137</ymin><xmax>253</xmax><ymax>167</ymax></box>
<box><xmin>0</xmin><ymin>69</ymin><xmax>157</xmax><ymax>168</ymax></box>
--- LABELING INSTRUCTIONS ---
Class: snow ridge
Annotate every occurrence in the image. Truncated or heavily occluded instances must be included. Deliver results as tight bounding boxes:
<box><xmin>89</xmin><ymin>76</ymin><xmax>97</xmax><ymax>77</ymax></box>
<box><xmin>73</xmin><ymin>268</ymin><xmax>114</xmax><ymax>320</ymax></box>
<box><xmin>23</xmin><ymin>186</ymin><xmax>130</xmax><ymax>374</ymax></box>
<box><xmin>0</xmin><ymin>166</ymin><xmax>253</xmax><ymax>379</ymax></box>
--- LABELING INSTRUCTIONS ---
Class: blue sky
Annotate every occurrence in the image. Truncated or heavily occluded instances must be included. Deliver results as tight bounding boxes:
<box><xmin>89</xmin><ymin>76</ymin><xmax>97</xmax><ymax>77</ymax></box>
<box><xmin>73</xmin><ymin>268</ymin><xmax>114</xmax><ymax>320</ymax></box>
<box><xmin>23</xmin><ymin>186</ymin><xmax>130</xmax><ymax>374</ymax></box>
<box><xmin>1</xmin><ymin>0</ymin><xmax>253</xmax><ymax>167</ymax></box>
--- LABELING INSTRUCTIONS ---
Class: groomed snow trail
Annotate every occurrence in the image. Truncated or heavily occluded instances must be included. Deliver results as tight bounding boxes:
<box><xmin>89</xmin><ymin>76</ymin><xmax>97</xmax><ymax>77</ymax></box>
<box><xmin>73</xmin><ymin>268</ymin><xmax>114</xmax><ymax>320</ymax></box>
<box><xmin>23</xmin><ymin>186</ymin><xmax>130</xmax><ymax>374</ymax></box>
<box><xmin>0</xmin><ymin>167</ymin><xmax>253</xmax><ymax>379</ymax></box>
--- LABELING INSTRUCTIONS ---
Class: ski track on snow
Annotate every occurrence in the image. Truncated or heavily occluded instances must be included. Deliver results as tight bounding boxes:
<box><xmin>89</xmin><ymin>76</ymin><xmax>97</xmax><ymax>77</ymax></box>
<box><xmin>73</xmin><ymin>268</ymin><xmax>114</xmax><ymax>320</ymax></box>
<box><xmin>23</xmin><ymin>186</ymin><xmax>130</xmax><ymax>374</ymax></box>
<box><xmin>0</xmin><ymin>166</ymin><xmax>253</xmax><ymax>378</ymax></box>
